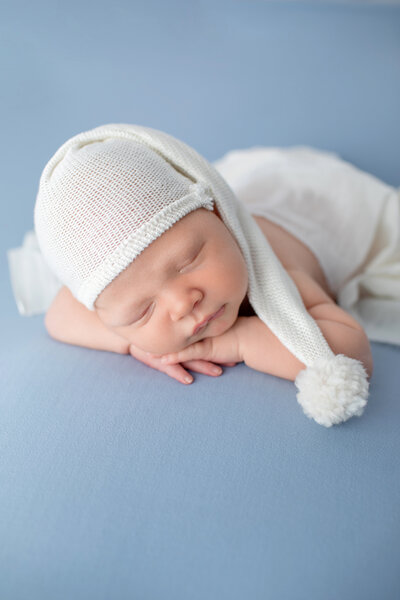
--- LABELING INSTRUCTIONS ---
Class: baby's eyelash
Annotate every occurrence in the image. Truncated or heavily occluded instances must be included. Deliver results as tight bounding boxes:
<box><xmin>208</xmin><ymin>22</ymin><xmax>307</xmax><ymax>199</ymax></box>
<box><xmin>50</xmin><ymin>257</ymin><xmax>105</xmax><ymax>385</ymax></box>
<box><xmin>179</xmin><ymin>257</ymin><xmax>195</xmax><ymax>272</ymax></box>
<box><xmin>135</xmin><ymin>304</ymin><xmax>153</xmax><ymax>323</ymax></box>
<box><xmin>179</xmin><ymin>246</ymin><xmax>203</xmax><ymax>273</ymax></box>
<box><xmin>123</xmin><ymin>304</ymin><xmax>150</xmax><ymax>326</ymax></box>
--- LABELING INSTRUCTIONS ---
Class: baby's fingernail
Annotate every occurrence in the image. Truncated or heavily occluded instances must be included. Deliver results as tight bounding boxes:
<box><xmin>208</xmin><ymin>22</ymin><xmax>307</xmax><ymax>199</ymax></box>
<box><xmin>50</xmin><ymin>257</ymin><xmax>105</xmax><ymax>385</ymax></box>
<box><xmin>184</xmin><ymin>375</ymin><xmax>193</xmax><ymax>383</ymax></box>
<box><xmin>211</xmin><ymin>366</ymin><xmax>222</xmax><ymax>375</ymax></box>
<box><xmin>161</xmin><ymin>356</ymin><xmax>169</xmax><ymax>363</ymax></box>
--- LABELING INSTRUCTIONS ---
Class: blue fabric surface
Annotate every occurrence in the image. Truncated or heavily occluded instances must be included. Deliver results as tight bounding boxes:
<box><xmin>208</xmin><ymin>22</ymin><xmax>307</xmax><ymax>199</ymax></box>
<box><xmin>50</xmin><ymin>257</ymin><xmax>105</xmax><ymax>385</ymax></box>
<box><xmin>2</xmin><ymin>1</ymin><xmax>400</xmax><ymax>598</ymax></box>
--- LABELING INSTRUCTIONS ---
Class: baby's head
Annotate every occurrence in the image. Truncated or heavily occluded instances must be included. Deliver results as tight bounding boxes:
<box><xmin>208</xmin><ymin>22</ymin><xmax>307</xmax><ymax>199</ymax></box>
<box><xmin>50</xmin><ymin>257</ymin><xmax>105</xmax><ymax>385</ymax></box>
<box><xmin>34</xmin><ymin>125</ymin><xmax>249</xmax><ymax>355</ymax></box>
<box><xmin>93</xmin><ymin>204</ymin><xmax>248</xmax><ymax>355</ymax></box>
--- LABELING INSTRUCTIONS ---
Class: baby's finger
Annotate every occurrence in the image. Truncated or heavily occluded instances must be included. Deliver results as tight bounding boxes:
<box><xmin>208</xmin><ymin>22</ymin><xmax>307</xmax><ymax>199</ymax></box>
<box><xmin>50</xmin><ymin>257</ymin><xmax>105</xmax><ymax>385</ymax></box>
<box><xmin>181</xmin><ymin>359</ymin><xmax>223</xmax><ymax>376</ymax></box>
<box><xmin>161</xmin><ymin>339</ymin><xmax>211</xmax><ymax>365</ymax></box>
<box><xmin>163</xmin><ymin>363</ymin><xmax>195</xmax><ymax>385</ymax></box>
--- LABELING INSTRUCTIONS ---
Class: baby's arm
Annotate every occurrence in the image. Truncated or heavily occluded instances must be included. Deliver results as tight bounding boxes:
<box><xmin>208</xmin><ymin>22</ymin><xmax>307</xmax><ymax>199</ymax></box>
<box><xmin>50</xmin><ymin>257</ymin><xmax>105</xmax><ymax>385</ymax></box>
<box><xmin>45</xmin><ymin>286</ymin><xmax>130</xmax><ymax>354</ymax></box>
<box><xmin>238</xmin><ymin>269</ymin><xmax>373</xmax><ymax>381</ymax></box>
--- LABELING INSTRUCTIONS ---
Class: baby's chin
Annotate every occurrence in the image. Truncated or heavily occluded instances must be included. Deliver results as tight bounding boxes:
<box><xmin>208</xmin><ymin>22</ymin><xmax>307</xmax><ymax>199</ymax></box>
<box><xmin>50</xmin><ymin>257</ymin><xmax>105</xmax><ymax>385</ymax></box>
<box><xmin>173</xmin><ymin>322</ymin><xmax>233</xmax><ymax>353</ymax></box>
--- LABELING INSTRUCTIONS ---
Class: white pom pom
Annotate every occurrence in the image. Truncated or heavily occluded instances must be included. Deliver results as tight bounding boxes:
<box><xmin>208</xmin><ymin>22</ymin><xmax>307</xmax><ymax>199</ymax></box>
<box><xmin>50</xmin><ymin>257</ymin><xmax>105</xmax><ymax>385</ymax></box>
<box><xmin>294</xmin><ymin>354</ymin><xmax>369</xmax><ymax>427</ymax></box>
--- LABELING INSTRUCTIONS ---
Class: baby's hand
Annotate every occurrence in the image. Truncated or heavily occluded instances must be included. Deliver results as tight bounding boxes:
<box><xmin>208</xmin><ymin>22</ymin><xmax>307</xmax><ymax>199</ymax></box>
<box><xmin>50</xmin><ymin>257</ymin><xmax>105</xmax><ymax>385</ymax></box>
<box><xmin>145</xmin><ymin>316</ymin><xmax>249</xmax><ymax>383</ymax></box>
<box><xmin>128</xmin><ymin>341</ymin><xmax>237</xmax><ymax>385</ymax></box>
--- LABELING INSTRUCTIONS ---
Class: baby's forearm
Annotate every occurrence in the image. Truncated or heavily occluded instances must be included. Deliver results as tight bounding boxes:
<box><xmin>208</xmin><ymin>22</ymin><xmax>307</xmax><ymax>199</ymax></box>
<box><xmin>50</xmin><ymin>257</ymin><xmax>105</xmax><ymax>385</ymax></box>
<box><xmin>239</xmin><ymin>316</ymin><xmax>373</xmax><ymax>381</ymax></box>
<box><xmin>45</xmin><ymin>286</ymin><xmax>130</xmax><ymax>355</ymax></box>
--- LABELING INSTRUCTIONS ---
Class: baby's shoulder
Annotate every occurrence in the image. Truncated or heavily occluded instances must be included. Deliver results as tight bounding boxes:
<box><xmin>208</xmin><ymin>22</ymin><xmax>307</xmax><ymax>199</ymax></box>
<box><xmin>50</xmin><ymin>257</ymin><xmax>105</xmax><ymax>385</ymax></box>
<box><xmin>252</xmin><ymin>214</ymin><xmax>335</xmax><ymax>301</ymax></box>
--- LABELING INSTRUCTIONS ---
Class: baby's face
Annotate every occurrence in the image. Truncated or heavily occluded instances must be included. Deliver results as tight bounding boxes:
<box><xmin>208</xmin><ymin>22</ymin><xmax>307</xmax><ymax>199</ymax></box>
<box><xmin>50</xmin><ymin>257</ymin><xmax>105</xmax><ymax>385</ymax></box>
<box><xmin>94</xmin><ymin>206</ymin><xmax>249</xmax><ymax>354</ymax></box>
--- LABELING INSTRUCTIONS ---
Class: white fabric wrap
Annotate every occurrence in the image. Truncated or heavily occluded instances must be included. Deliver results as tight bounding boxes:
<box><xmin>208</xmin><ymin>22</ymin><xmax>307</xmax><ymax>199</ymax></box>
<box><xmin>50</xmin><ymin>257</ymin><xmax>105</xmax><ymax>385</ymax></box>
<box><xmin>8</xmin><ymin>123</ymin><xmax>371</xmax><ymax>427</ymax></box>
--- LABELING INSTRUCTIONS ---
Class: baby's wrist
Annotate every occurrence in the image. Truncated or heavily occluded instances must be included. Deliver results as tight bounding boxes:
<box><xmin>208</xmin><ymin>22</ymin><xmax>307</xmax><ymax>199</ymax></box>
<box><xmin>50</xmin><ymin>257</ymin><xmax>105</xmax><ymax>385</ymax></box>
<box><xmin>234</xmin><ymin>316</ymin><xmax>260</xmax><ymax>363</ymax></box>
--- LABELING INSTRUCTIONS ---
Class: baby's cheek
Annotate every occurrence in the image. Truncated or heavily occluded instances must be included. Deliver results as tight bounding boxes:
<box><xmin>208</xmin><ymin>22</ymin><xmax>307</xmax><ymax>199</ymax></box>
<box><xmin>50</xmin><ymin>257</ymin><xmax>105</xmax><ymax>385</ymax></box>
<box><xmin>118</xmin><ymin>316</ymin><xmax>194</xmax><ymax>355</ymax></box>
<box><xmin>127</xmin><ymin>329</ymin><xmax>178</xmax><ymax>356</ymax></box>
<box><xmin>112</xmin><ymin>325</ymin><xmax>152</xmax><ymax>353</ymax></box>
<box><xmin>113</xmin><ymin>324</ymin><xmax>134</xmax><ymax>340</ymax></box>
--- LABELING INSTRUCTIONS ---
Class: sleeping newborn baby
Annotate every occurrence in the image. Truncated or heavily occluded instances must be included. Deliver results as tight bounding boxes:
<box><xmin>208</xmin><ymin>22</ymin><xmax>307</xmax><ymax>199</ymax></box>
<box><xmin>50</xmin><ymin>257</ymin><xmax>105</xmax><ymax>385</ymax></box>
<box><xmin>26</xmin><ymin>122</ymin><xmax>388</xmax><ymax>426</ymax></box>
<box><xmin>45</xmin><ymin>191</ymin><xmax>373</xmax><ymax>386</ymax></box>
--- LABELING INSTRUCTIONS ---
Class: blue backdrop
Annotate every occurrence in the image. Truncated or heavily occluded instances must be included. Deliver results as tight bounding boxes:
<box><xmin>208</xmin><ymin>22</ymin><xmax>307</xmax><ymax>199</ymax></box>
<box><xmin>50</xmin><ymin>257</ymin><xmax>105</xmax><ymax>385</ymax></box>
<box><xmin>2</xmin><ymin>1</ymin><xmax>400</xmax><ymax>599</ymax></box>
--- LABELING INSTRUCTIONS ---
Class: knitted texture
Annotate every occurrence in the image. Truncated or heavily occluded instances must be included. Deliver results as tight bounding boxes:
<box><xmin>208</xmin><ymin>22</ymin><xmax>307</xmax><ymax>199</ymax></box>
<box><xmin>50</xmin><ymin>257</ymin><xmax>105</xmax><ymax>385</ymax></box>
<box><xmin>34</xmin><ymin>123</ymin><xmax>370</xmax><ymax>426</ymax></box>
<box><xmin>34</xmin><ymin>136</ymin><xmax>214</xmax><ymax>309</ymax></box>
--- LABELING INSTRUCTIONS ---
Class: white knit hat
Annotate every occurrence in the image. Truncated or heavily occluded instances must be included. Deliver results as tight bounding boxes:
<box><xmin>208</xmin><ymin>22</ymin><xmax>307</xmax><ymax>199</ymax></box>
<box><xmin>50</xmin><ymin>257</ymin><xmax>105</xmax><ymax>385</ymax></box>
<box><xmin>34</xmin><ymin>123</ymin><xmax>369</xmax><ymax>427</ymax></box>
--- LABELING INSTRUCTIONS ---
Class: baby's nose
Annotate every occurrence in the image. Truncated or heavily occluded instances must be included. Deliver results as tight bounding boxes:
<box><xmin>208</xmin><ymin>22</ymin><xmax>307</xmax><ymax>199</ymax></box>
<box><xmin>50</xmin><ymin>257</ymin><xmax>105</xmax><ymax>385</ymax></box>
<box><xmin>168</xmin><ymin>289</ymin><xmax>203</xmax><ymax>321</ymax></box>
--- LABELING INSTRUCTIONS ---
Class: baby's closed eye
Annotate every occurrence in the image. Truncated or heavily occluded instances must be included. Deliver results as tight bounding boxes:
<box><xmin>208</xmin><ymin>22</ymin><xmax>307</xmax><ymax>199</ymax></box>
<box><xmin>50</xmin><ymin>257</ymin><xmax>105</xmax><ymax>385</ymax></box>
<box><xmin>119</xmin><ymin>244</ymin><xmax>206</xmax><ymax>328</ymax></box>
